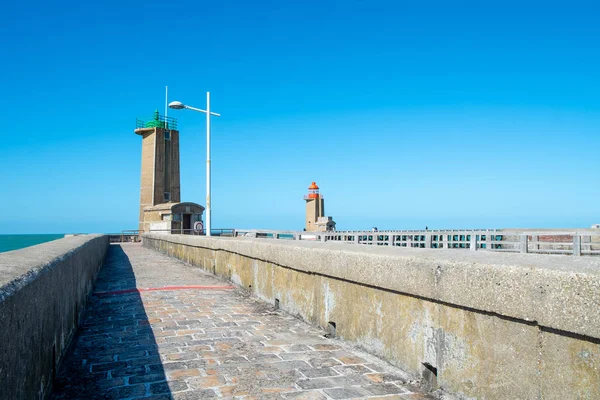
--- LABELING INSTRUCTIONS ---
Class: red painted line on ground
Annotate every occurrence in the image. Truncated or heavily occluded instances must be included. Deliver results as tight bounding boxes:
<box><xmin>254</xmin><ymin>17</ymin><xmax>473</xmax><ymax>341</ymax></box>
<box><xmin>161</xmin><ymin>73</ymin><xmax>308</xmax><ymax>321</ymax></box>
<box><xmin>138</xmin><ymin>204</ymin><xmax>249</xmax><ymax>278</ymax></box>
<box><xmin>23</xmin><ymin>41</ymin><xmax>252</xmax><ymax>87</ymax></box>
<box><xmin>93</xmin><ymin>285</ymin><xmax>235</xmax><ymax>296</ymax></box>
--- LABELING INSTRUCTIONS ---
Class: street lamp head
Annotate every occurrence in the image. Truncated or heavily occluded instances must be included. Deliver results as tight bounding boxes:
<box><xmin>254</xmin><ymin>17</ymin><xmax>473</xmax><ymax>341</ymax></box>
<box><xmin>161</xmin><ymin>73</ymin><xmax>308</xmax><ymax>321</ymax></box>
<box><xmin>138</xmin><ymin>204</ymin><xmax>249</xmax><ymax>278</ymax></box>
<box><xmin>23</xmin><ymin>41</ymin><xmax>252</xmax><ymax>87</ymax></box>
<box><xmin>168</xmin><ymin>101</ymin><xmax>185</xmax><ymax>109</ymax></box>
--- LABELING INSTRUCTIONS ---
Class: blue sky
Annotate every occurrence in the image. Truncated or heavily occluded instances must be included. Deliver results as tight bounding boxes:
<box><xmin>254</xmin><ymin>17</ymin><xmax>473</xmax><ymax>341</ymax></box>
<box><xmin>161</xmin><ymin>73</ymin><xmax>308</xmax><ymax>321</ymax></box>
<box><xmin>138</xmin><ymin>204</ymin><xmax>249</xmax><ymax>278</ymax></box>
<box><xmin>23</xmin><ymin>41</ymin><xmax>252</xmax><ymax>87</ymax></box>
<box><xmin>0</xmin><ymin>0</ymin><xmax>598</xmax><ymax>233</ymax></box>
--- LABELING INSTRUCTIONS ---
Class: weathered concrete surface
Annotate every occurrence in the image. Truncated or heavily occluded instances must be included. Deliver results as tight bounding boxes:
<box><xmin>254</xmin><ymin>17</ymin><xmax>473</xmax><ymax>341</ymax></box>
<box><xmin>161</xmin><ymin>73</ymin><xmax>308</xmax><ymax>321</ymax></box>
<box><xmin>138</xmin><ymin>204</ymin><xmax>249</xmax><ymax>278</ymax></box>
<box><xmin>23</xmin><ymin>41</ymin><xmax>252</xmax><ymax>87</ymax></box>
<box><xmin>53</xmin><ymin>244</ymin><xmax>431</xmax><ymax>399</ymax></box>
<box><xmin>144</xmin><ymin>234</ymin><xmax>600</xmax><ymax>399</ymax></box>
<box><xmin>0</xmin><ymin>234</ymin><xmax>109</xmax><ymax>399</ymax></box>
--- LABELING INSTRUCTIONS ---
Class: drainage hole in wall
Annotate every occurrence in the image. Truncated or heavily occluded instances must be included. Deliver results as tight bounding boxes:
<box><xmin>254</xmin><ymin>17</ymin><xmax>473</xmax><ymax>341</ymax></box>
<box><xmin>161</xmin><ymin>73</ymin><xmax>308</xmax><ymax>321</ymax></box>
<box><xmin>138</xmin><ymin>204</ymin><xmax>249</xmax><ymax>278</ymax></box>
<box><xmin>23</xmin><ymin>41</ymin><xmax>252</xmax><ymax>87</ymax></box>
<box><xmin>422</xmin><ymin>362</ymin><xmax>437</xmax><ymax>376</ymax></box>
<box><xmin>421</xmin><ymin>362</ymin><xmax>438</xmax><ymax>389</ymax></box>
<box><xmin>325</xmin><ymin>321</ymin><xmax>336</xmax><ymax>338</ymax></box>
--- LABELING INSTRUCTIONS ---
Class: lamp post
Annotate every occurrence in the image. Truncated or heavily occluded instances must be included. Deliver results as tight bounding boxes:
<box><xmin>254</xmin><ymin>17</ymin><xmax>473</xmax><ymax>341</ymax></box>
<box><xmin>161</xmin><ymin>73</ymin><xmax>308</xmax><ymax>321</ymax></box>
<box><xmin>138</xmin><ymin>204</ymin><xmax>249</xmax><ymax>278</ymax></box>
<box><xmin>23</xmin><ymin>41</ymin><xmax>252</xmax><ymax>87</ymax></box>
<box><xmin>169</xmin><ymin>92</ymin><xmax>221</xmax><ymax>236</ymax></box>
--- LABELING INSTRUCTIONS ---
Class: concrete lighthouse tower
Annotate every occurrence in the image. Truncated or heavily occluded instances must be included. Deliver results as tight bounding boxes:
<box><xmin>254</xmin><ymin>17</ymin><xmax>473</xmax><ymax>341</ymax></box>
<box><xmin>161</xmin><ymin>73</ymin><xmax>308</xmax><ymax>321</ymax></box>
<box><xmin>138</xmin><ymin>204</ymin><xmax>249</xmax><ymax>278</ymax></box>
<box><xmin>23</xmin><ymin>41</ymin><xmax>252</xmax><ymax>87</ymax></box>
<box><xmin>135</xmin><ymin>111</ymin><xmax>204</xmax><ymax>234</ymax></box>
<box><xmin>304</xmin><ymin>182</ymin><xmax>336</xmax><ymax>232</ymax></box>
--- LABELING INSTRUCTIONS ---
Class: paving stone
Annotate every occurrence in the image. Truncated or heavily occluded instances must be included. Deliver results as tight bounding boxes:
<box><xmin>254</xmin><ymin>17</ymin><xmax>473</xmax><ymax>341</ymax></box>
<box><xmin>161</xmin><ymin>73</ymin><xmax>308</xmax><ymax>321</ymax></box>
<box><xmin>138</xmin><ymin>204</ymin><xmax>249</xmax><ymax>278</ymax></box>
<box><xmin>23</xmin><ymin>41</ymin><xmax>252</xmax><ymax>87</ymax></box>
<box><xmin>400</xmin><ymin>393</ymin><xmax>438</xmax><ymax>399</ymax></box>
<box><xmin>133</xmin><ymin>394</ymin><xmax>173</xmax><ymax>400</ymax></box>
<box><xmin>116</xmin><ymin>350</ymin><xmax>147</xmax><ymax>360</ymax></box>
<box><xmin>324</xmin><ymin>387</ymin><xmax>370</xmax><ymax>399</ymax></box>
<box><xmin>187</xmin><ymin>375</ymin><xmax>227</xmax><ymax>389</ymax></box>
<box><xmin>283</xmin><ymin>391</ymin><xmax>329</xmax><ymax>399</ymax></box>
<box><xmin>332</xmin><ymin>352</ymin><xmax>369</xmax><ymax>365</ymax></box>
<box><xmin>297</xmin><ymin>378</ymin><xmax>339</xmax><ymax>390</ymax></box>
<box><xmin>109</xmin><ymin>365</ymin><xmax>148</xmax><ymax>378</ymax></box>
<box><xmin>283</xmin><ymin>344</ymin><xmax>313</xmax><ymax>352</ymax></box>
<box><xmin>106</xmin><ymin>383</ymin><xmax>146</xmax><ymax>398</ymax></box>
<box><xmin>333</xmin><ymin>365</ymin><xmax>375</xmax><ymax>375</ymax></box>
<box><xmin>363</xmin><ymin>383</ymin><xmax>408</xmax><ymax>396</ymax></box>
<box><xmin>154</xmin><ymin>361</ymin><xmax>186</xmax><ymax>371</ymax></box>
<box><xmin>90</xmin><ymin>361</ymin><xmax>127</xmax><ymax>373</ymax></box>
<box><xmin>129</xmin><ymin>372</ymin><xmax>167</xmax><ymax>384</ymax></box>
<box><xmin>150</xmin><ymin>380</ymin><xmax>188</xmax><ymax>394</ymax></box>
<box><xmin>163</xmin><ymin>351</ymin><xmax>200</xmax><ymax>361</ymax></box>
<box><xmin>299</xmin><ymin>367</ymin><xmax>340</xmax><ymax>378</ymax></box>
<box><xmin>308</xmin><ymin>357</ymin><xmax>344</xmax><ymax>368</ymax></box>
<box><xmin>172</xmin><ymin>389</ymin><xmax>217</xmax><ymax>399</ymax></box>
<box><xmin>310</xmin><ymin>344</ymin><xmax>342</xmax><ymax>351</ymax></box>
<box><xmin>365</xmin><ymin>372</ymin><xmax>408</xmax><ymax>384</ymax></box>
<box><xmin>167</xmin><ymin>368</ymin><xmax>202</xmax><ymax>380</ymax></box>
<box><xmin>52</xmin><ymin>244</ymin><xmax>429</xmax><ymax>399</ymax></box>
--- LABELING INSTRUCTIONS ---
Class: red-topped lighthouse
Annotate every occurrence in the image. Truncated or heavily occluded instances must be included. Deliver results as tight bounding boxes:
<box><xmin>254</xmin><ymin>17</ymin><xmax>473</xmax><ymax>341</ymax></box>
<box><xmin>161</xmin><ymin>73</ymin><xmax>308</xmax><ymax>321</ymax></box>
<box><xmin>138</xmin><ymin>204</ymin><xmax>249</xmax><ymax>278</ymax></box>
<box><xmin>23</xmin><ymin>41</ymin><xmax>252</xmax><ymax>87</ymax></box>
<box><xmin>307</xmin><ymin>182</ymin><xmax>320</xmax><ymax>199</ymax></box>
<box><xmin>304</xmin><ymin>182</ymin><xmax>335</xmax><ymax>231</ymax></box>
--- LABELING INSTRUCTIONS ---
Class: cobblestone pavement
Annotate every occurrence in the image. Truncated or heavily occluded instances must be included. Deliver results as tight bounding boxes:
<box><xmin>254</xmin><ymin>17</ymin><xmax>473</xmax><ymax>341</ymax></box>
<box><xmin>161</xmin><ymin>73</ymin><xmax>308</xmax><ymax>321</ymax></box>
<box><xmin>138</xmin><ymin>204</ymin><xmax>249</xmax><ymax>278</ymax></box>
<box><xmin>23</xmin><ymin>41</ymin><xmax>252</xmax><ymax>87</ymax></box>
<box><xmin>53</xmin><ymin>243</ymin><xmax>433</xmax><ymax>400</ymax></box>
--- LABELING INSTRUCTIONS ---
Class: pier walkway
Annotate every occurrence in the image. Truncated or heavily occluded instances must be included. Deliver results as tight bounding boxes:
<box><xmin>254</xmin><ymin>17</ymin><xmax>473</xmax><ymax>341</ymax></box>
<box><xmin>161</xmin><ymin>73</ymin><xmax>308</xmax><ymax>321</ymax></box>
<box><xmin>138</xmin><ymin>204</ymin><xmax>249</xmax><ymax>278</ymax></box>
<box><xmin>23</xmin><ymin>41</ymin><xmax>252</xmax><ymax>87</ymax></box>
<box><xmin>52</xmin><ymin>243</ymin><xmax>431</xmax><ymax>400</ymax></box>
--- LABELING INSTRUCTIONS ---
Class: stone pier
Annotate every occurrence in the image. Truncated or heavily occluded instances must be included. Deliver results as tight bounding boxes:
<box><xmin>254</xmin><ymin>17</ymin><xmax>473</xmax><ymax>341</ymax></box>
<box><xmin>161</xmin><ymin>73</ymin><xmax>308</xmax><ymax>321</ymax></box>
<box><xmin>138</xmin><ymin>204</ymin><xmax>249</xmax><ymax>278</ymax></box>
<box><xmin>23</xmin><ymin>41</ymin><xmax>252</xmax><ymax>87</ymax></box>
<box><xmin>53</xmin><ymin>244</ymin><xmax>430</xmax><ymax>399</ymax></box>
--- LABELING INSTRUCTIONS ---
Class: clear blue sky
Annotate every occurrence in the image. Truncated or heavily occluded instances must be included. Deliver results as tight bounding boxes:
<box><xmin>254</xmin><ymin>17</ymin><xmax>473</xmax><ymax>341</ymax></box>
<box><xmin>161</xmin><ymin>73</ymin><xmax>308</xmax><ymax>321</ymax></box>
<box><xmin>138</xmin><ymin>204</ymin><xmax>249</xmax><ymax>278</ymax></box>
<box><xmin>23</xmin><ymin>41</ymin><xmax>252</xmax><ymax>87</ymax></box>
<box><xmin>1</xmin><ymin>0</ymin><xmax>598</xmax><ymax>233</ymax></box>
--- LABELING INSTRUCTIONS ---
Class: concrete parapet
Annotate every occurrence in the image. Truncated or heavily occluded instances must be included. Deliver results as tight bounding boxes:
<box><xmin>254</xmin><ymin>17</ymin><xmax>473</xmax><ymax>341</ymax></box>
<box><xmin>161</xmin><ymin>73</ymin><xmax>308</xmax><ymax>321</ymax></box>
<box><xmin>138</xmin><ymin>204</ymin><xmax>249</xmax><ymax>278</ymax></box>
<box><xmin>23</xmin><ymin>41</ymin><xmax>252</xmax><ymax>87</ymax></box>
<box><xmin>144</xmin><ymin>233</ymin><xmax>600</xmax><ymax>399</ymax></box>
<box><xmin>0</xmin><ymin>234</ymin><xmax>109</xmax><ymax>399</ymax></box>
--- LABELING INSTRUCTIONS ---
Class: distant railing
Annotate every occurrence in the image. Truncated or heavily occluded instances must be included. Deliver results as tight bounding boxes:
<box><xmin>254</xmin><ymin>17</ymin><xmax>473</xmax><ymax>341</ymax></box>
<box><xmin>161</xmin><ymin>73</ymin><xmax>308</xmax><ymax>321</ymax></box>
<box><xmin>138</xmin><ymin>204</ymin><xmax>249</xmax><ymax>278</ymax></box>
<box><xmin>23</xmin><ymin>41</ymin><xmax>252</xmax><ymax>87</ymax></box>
<box><xmin>231</xmin><ymin>229</ymin><xmax>600</xmax><ymax>256</ymax></box>
<box><xmin>146</xmin><ymin>228</ymin><xmax>236</xmax><ymax>237</ymax></box>
<box><xmin>133</xmin><ymin>227</ymin><xmax>599</xmax><ymax>256</ymax></box>
<box><xmin>109</xmin><ymin>228</ymin><xmax>238</xmax><ymax>242</ymax></box>
<box><xmin>135</xmin><ymin>113</ymin><xmax>178</xmax><ymax>130</ymax></box>
<box><xmin>108</xmin><ymin>230</ymin><xmax>140</xmax><ymax>243</ymax></box>
<box><xmin>210</xmin><ymin>228</ymin><xmax>236</xmax><ymax>237</ymax></box>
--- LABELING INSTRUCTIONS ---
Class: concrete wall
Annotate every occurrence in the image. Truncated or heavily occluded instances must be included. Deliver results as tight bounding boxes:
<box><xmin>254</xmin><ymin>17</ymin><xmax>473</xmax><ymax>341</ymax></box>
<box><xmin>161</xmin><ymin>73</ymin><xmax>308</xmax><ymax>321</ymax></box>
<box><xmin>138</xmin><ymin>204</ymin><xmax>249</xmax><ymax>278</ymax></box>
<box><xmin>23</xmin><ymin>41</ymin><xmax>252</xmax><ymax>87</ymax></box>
<box><xmin>144</xmin><ymin>233</ymin><xmax>600</xmax><ymax>399</ymax></box>
<box><xmin>0</xmin><ymin>234</ymin><xmax>109</xmax><ymax>399</ymax></box>
<box><xmin>136</xmin><ymin>128</ymin><xmax>156</xmax><ymax>232</ymax></box>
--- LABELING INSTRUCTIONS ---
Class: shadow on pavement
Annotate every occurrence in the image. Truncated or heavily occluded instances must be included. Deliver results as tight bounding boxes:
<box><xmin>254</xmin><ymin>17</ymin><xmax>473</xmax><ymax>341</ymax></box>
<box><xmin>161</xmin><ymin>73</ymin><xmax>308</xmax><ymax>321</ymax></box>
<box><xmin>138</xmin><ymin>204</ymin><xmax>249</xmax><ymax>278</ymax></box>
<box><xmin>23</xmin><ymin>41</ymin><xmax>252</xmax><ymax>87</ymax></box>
<box><xmin>52</xmin><ymin>244</ymin><xmax>173</xmax><ymax>399</ymax></box>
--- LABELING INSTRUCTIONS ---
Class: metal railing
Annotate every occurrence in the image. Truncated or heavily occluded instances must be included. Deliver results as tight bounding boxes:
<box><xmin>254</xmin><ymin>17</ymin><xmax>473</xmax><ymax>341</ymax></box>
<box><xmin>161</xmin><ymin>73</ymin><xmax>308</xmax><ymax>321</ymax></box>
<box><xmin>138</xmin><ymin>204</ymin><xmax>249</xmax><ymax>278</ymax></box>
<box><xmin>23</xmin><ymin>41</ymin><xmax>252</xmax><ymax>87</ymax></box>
<box><xmin>108</xmin><ymin>230</ymin><xmax>140</xmax><ymax>243</ymax></box>
<box><xmin>114</xmin><ymin>227</ymin><xmax>599</xmax><ymax>256</ymax></box>
<box><xmin>146</xmin><ymin>228</ymin><xmax>236</xmax><ymax>237</ymax></box>
<box><xmin>135</xmin><ymin>113</ymin><xmax>178</xmax><ymax>130</ymax></box>
<box><xmin>231</xmin><ymin>229</ymin><xmax>600</xmax><ymax>257</ymax></box>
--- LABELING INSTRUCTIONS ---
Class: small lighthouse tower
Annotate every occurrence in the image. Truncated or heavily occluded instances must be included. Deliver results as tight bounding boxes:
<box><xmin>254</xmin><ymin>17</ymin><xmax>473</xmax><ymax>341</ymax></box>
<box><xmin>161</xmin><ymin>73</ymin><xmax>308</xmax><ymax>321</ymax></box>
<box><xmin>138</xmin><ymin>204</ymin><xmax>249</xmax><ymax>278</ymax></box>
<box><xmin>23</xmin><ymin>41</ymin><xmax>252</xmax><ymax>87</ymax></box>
<box><xmin>304</xmin><ymin>182</ymin><xmax>336</xmax><ymax>232</ymax></box>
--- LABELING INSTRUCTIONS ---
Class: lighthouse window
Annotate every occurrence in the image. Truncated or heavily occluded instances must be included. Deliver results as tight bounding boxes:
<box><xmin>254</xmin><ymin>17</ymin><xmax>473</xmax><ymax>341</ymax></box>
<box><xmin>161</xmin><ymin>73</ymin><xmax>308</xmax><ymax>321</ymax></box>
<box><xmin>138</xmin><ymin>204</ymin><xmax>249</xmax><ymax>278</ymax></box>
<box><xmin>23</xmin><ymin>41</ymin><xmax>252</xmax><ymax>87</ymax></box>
<box><xmin>164</xmin><ymin>131</ymin><xmax>171</xmax><ymax>140</ymax></box>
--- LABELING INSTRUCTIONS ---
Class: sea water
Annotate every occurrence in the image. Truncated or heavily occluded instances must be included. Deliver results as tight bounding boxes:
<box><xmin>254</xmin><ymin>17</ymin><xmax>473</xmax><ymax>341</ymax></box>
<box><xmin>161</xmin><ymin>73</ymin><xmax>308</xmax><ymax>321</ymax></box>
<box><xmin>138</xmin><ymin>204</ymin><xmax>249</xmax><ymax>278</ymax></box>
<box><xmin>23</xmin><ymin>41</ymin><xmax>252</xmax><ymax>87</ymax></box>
<box><xmin>0</xmin><ymin>234</ymin><xmax>65</xmax><ymax>253</ymax></box>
